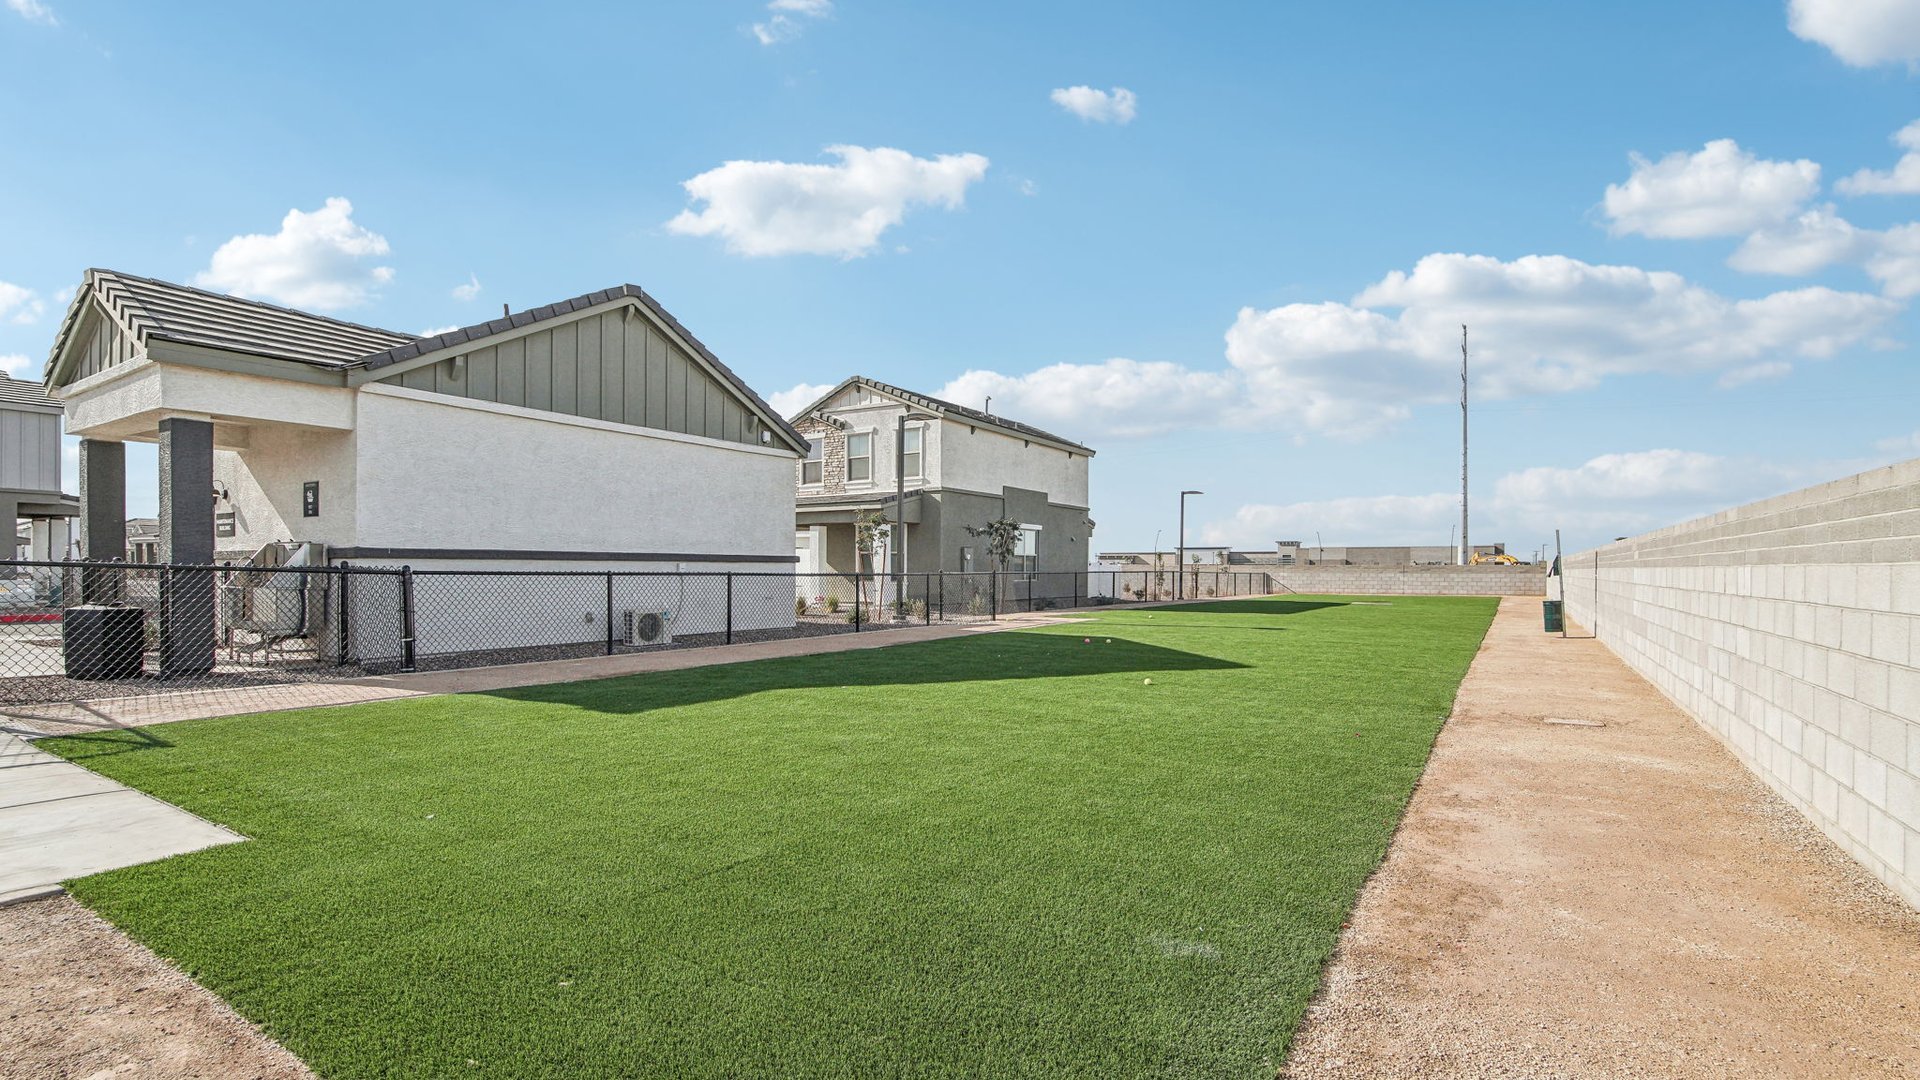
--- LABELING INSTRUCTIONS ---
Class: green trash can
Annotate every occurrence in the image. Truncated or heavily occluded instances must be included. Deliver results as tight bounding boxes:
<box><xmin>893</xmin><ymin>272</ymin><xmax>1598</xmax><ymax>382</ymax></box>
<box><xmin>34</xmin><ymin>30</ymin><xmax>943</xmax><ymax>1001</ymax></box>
<box><xmin>1542</xmin><ymin>600</ymin><xmax>1564</xmax><ymax>633</ymax></box>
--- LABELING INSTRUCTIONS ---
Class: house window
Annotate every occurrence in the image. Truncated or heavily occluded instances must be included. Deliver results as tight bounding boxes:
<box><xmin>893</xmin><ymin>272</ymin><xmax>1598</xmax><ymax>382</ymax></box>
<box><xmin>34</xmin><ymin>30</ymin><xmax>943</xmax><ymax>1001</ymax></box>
<box><xmin>847</xmin><ymin>432</ymin><xmax>872</xmax><ymax>482</ymax></box>
<box><xmin>801</xmin><ymin>439</ymin><xmax>822</xmax><ymax>485</ymax></box>
<box><xmin>902</xmin><ymin>426</ymin><xmax>923</xmax><ymax>479</ymax></box>
<box><xmin>1013</xmin><ymin>525</ymin><xmax>1040</xmax><ymax>573</ymax></box>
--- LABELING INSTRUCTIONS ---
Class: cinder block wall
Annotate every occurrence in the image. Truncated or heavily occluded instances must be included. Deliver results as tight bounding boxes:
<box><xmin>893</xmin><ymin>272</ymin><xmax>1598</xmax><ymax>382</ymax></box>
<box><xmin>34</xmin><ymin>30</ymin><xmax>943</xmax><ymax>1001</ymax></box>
<box><xmin>1562</xmin><ymin>458</ymin><xmax>1920</xmax><ymax>909</ymax></box>
<box><xmin>1263</xmin><ymin>564</ymin><xmax>1546</xmax><ymax>596</ymax></box>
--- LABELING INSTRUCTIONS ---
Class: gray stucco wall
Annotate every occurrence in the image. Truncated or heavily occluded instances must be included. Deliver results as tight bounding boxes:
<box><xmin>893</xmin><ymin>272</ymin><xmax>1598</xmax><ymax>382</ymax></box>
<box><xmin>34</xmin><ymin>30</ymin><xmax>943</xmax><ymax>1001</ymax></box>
<box><xmin>920</xmin><ymin>486</ymin><xmax>1091</xmax><ymax>575</ymax></box>
<box><xmin>1562</xmin><ymin>457</ymin><xmax>1920</xmax><ymax>909</ymax></box>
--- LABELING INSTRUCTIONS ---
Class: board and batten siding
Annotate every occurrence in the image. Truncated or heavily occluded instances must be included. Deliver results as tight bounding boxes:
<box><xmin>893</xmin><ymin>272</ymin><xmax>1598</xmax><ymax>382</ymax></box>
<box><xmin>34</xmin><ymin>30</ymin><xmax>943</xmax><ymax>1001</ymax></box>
<box><xmin>70</xmin><ymin>305</ymin><xmax>139</xmax><ymax>382</ymax></box>
<box><xmin>378</xmin><ymin>308</ymin><xmax>761</xmax><ymax>447</ymax></box>
<box><xmin>0</xmin><ymin>408</ymin><xmax>61</xmax><ymax>493</ymax></box>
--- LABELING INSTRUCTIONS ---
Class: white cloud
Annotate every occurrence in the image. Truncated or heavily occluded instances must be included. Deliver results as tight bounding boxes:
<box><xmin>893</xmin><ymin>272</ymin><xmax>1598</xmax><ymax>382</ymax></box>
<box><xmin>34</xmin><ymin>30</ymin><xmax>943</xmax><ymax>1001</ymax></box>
<box><xmin>0</xmin><ymin>353</ymin><xmax>33</xmax><ymax>378</ymax></box>
<box><xmin>1602</xmin><ymin>139</ymin><xmax>1820</xmax><ymax>238</ymax></box>
<box><xmin>0</xmin><ymin>281</ymin><xmax>45</xmax><ymax>325</ymax></box>
<box><xmin>1728</xmin><ymin>204</ymin><xmax>1873</xmax><ymax>274</ymax></box>
<box><xmin>1050</xmin><ymin>86</ymin><xmax>1138</xmax><ymax>124</ymax></box>
<box><xmin>6</xmin><ymin>0</ymin><xmax>56</xmax><ymax>26</ymax></box>
<box><xmin>1200</xmin><ymin>494</ymin><xmax>1458</xmax><ymax>547</ymax></box>
<box><xmin>417</xmin><ymin>325</ymin><xmax>464</xmax><ymax>338</ymax></box>
<box><xmin>1839</xmin><ymin>120</ymin><xmax>1920</xmax><ymax>195</ymax></box>
<box><xmin>1716</xmin><ymin>360</ymin><xmax>1793</xmax><ymax>388</ymax></box>
<box><xmin>940</xmin><ymin>359</ymin><xmax>1242</xmax><ymax>439</ymax></box>
<box><xmin>665</xmin><ymin>145</ymin><xmax>990</xmax><ymax>258</ymax></box>
<box><xmin>451</xmin><ymin>273</ymin><xmax>482</xmax><ymax>301</ymax></box>
<box><xmin>940</xmin><ymin>253</ymin><xmax>1901</xmax><ymax>442</ymax></box>
<box><xmin>195</xmin><ymin>198</ymin><xmax>395</xmax><ymax>311</ymax></box>
<box><xmin>1866</xmin><ymin>222</ymin><xmax>1920</xmax><ymax>298</ymax></box>
<box><xmin>1203</xmin><ymin>449</ymin><xmax>1824</xmax><ymax>548</ymax></box>
<box><xmin>1875</xmin><ymin>429</ymin><xmax>1920</xmax><ymax>457</ymax></box>
<box><xmin>768</xmin><ymin>381</ymin><xmax>839</xmax><ymax>418</ymax></box>
<box><xmin>1789</xmin><ymin>0</ymin><xmax>1920</xmax><ymax>67</ymax></box>
<box><xmin>752</xmin><ymin>0</ymin><xmax>830</xmax><ymax>45</ymax></box>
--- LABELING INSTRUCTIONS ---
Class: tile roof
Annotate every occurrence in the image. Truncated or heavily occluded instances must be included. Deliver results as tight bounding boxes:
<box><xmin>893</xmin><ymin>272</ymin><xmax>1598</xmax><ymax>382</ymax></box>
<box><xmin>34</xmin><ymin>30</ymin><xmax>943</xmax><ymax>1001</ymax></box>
<box><xmin>0</xmin><ymin>376</ymin><xmax>59</xmax><ymax>409</ymax></box>
<box><xmin>45</xmin><ymin>271</ymin><xmax>807</xmax><ymax>454</ymax></box>
<box><xmin>81</xmin><ymin>269</ymin><xmax>415</xmax><ymax>368</ymax></box>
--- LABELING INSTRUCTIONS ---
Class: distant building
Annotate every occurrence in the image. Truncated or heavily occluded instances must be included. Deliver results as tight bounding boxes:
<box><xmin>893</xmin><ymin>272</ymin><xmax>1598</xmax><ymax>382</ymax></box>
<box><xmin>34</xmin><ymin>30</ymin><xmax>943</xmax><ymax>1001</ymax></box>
<box><xmin>0</xmin><ymin>375</ymin><xmax>78</xmax><ymax>562</ymax></box>
<box><xmin>1098</xmin><ymin>541</ymin><xmax>1513</xmax><ymax>568</ymax></box>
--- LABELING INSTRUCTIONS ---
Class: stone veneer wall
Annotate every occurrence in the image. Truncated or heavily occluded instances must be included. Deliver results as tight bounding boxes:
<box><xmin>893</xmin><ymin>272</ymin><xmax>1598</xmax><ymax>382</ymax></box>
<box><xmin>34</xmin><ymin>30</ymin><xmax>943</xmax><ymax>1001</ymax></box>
<box><xmin>1562</xmin><ymin>457</ymin><xmax>1920</xmax><ymax>909</ymax></box>
<box><xmin>1261</xmin><ymin>564</ymin><xmax>1546</xmax><ymax>596</ymax></box>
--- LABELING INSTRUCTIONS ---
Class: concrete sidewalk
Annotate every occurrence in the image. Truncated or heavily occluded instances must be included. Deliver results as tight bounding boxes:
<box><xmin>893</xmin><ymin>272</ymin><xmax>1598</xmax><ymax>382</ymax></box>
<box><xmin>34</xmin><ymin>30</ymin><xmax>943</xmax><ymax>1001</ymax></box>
<box><xmin>1286</xmin><ymin>596</ymin><xmax>1920</xmax><ymax>1078</ymax></box>
<box><xmin>0</xmin><ymin>733</ymin><xmax>241</xmax><ymax>906</ymax></box>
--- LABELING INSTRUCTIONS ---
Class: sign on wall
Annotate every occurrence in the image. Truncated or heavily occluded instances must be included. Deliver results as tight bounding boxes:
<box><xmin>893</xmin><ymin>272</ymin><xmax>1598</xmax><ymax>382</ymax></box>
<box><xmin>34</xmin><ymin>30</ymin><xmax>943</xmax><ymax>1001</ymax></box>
<box><xmin>302</xmin><ymin>481</ymin><xmax>320</xmax><ymax>518</ymax></box>
<box><xmin>215</xmin><ymin>512</ymin><xmax>236</xmax><ymax>538</ymax></box>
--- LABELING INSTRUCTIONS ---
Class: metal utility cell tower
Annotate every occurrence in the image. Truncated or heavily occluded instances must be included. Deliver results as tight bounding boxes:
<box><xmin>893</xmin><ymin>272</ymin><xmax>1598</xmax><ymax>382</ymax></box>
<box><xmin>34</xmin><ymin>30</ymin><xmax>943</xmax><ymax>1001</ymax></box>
<box><xmin>1459</xmin><ymin>325</ymin><xmax>1469</xmax><ymax>566</ymax></box>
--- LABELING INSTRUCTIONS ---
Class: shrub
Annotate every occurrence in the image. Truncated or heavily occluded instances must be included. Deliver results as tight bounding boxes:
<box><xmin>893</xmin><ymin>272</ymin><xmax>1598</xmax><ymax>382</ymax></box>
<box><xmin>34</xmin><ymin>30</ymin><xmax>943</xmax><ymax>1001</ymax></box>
<box><xmin>825</xmin><ymin>595</ymin><xmax>841</xmax><ymax>613</ymax></box>
<box><xmin>794</xmin><ymin>596</ymin><xmax>809</xmax><ymax>618</ymax></box>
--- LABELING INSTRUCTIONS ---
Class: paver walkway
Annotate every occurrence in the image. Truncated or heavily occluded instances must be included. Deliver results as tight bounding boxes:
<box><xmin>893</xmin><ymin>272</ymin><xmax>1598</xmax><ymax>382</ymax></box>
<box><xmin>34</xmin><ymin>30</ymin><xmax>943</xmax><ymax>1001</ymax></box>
<box><xmin>1285</xmin><ymin>596</ymin><xmax>1920</xmax><ymax>1078</ymax></box>
<box><xmin>0</xmin><ymin>733</ymin><xmax>241</xmax><ymax>905</ymax></box>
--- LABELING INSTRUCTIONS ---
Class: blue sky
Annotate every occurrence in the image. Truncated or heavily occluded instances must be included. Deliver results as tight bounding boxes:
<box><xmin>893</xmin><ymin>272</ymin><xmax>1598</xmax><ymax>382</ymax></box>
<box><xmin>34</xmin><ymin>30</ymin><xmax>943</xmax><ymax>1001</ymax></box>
<box><xmin>2</xmin><ymin>0</ymin><xmax>1918</xmax><ymax>556</ymax></box>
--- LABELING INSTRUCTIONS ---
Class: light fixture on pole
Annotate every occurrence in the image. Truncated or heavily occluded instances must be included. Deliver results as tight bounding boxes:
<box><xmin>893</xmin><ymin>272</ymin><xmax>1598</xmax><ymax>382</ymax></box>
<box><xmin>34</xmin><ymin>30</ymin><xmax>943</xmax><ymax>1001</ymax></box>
<box><xmin>1177</xmin><ymin>490</ymin><xmax>1203</xmax><ymax>600</ymax></box>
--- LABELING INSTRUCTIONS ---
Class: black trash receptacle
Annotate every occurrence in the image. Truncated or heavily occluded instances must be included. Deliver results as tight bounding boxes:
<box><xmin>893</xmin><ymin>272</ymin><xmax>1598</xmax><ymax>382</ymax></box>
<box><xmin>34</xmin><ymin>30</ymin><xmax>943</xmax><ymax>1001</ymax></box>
<box><xmin>63</xmin><ymin>605</ymin><xmax>146</xmax><ymax>680</ymax></box>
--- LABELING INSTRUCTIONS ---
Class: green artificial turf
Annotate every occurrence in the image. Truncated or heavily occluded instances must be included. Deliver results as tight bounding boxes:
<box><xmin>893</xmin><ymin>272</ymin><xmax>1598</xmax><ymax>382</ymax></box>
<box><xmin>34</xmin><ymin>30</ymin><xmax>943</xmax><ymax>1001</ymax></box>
<box><xmin>45</xmin><ymin>595</ymin><xmax>1495</xmax><ymax>1079</ymax></box>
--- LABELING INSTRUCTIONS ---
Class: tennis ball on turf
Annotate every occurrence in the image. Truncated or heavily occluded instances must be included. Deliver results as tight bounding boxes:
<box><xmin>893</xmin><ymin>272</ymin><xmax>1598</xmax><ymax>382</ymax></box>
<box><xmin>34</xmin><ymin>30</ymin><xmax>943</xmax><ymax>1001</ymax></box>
<box><xmin>1143</xmin><ymin>678</ymin><xmax>1153</xmax><ymax>686</ymax></box>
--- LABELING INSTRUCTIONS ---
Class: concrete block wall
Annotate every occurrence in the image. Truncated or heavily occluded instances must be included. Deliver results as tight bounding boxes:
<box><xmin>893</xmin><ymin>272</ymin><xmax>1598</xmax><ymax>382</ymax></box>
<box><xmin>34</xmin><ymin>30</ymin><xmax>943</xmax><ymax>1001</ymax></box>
<box><xmin>1262</xmin><ymin>564</ymin><xmax>1546</xmax><ymax>596</ymax></box>
<box><xmin>1562</xmin><ymin>457</ymin><xmax>1920</xmax><ymax>909</ymax></box>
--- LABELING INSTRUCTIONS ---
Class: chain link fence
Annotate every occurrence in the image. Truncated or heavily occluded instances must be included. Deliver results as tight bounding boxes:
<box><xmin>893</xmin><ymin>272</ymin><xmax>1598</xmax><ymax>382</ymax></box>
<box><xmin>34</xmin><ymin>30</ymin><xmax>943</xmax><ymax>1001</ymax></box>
<box><xmin>0</xmin><ymin>560</ymin><xmax>1270</xmax><ymax>706</ymax></box>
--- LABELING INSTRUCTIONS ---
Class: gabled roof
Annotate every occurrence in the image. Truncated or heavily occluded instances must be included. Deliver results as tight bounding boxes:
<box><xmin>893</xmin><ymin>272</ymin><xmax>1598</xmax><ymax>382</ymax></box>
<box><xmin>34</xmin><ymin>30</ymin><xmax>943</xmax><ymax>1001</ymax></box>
<box><xmin>46</xmin><ymin>269</ymin><xmax>415</xmax><ymax>379</ymax></box>
<box><xmin>41</xmin><ymin>270</ymin><xmax>807</xmax><ymax>454</ymax></box>
<box><xmin>353</xmin><ymin>283</ymin><xmax>807</xmax><ymax>452</ymax></box>
<box><xmin>792</xmin><ymin>376</ymin><xmax>1095</xmax><ymax>456</ymax></box>
<box><xmin>0</xmin><ymin>375</ymin><xmax>60</xmax><ymax>409</ymax></box>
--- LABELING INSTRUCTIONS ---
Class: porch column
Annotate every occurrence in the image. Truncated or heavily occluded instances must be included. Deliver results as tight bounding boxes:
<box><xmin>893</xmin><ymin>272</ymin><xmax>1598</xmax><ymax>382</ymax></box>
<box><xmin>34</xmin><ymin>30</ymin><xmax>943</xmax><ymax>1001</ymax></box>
<box><xmin>157</xmin><ymin>417</ymin><xmax>215</xmax><ymax>676</ymax></box>
<box><xmin>78</xmin><ymin>439</ymin><xmax>126</xmax><ymax>602</ymax></box>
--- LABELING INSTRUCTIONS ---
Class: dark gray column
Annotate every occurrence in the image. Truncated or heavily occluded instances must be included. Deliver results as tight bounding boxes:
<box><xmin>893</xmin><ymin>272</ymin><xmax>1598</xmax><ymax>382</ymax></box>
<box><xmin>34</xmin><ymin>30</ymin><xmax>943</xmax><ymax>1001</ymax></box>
<box><xmin>157</xmin><ymin>418</ymin><xmax>215</xmax><ymax>676</ymax></box>
<box><xmin>77</xmin><ymin>439</ymin><xmax>126</xmax><ymax>602</ymax></box>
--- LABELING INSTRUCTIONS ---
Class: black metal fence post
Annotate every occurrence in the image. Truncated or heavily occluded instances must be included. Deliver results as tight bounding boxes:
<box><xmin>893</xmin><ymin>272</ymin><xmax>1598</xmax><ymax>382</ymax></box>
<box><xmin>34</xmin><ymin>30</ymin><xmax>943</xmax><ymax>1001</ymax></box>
<box><xmin>725</xmin><ymin>572</ymin><xmax>734</xmax><ymax>645</ymax></box>
<box><xmin>937</xmin><ymin>571</ymin><xmax>945</xmax><ymax>624</ymax></box>
<box><xmin>337</xmin><ymin>561</ymin><xmax>353</xmax><ymax>664</ymax></box>
<box><xmin>605</xmin><ymin>572</ymin><xmax>615</xmax><ymax>655</ymax></box>
<box><xmin>990</xmin><ymin>573</ymin><xmax>998</xmax><ymax>621</ymax></box>
<box><xmin>399</xmin><ymin>565</ymin><xmax>417</xmax><ymax>673</ymax></box>
<box><xmin>853</xmin><ymin>576</ymin><xmax>862</xmax><ymax>632</ymax></box>
<box><xmin>923</xmin><ymin>574</ymin><xmax>931</xmax><ymax>624</ymax></box>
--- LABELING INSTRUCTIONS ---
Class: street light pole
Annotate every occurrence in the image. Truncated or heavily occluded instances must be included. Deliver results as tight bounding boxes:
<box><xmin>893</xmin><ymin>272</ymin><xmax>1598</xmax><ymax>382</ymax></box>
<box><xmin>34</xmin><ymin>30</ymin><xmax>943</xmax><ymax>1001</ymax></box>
<box><xmin>1177</xmin><ymin>489</ymin><xmax>1203</xmax><ymax>600</ymax></box>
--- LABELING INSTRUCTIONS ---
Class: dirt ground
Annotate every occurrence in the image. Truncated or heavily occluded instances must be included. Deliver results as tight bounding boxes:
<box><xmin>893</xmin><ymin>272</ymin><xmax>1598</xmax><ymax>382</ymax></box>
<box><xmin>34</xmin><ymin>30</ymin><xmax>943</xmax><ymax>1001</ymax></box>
<box><xmin>1284</xmin><ymin>596</ymin><xmax>1920</xmax><ymax>1079</ymax></box>
<box><xmin>0</xmin><ymin>894</ymin><xmax>310</xmax><ymax>1080</ymax></box>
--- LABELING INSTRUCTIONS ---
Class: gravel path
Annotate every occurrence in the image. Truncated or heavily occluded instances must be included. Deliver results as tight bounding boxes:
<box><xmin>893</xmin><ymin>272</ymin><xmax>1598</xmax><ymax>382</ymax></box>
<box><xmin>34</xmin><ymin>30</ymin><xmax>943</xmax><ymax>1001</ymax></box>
<box><xmin>1284</xmin><ymin>597</ymin><xmax>1920</xmax><ymax>1078</ymax></box>
<box><xmin>0</xmin><ymin>895</ymin><xmax>310</xmax><ymax>1079</ymax></box>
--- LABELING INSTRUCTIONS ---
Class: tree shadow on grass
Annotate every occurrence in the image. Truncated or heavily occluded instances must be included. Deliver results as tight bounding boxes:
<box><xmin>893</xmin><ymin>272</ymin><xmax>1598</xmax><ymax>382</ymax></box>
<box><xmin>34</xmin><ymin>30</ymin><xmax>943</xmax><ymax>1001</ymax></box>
<box><xmin>30</xmin><ymin>724</ymin><xmax>173</xmax><ymax>763</ymax></box>
<box><xmin>481</xmin><ymin>630</ymin><xmax>1248</xmax><ymax>717</ymax></box>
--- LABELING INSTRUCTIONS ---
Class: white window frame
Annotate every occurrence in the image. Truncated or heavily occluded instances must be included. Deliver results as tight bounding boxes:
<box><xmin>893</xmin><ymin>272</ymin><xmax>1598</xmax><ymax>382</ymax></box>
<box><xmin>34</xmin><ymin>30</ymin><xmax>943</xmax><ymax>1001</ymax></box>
<box><xmin>1013</xmin><ymin>523</ymin><xmax>1040</xmax><ymax>573</ymax></box>
<box><xmin>846</xmin><ymin>431</ymin><xmax>873</xmax><ymax>483</ymax></box>
<box><xmin>801</xmin><ymin>439</ymin><xmax>823</xmax><ymax>485</ymax></box>
<box><xmin>902</xmin><ymin>424</ymin><xmax>924</xmax><ymax>480</ymax></box>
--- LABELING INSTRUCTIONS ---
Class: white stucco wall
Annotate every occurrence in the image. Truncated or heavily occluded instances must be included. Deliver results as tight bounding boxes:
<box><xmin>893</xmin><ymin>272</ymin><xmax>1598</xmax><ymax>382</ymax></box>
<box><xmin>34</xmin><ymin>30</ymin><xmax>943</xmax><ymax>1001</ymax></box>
<box><xmin>354</xmin><ymin>385</ymin><xmax>797</xmax><ymax>559</ymax></box>
<box><xmin>215</xmin><ymin>426</ymin><xmax>358</xmax><ymax>554</ymax></box>
<box><xmin>937</xmin><ymin>419</ymin><xmax>1089</xmax><ymax>506</ymax></box>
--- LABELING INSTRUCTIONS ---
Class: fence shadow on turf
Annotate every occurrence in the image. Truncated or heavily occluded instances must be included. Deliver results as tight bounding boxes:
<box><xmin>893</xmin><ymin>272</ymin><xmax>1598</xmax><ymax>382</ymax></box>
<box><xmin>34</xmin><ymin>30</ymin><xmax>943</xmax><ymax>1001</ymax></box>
<box><xmin>1143</xmin><ymin>600</ymin><xmax>1348</xmax><ymax>616</ymax></box>
<box><xmin>482</xmin><ymin>631</ymin><xmax>1249</xmax><ymax>717</ymax></box>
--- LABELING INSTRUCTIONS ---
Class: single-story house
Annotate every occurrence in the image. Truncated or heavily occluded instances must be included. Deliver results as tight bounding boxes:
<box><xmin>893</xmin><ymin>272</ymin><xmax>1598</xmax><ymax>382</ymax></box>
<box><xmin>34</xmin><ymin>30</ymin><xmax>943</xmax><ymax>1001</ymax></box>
<box><xmin>43</xmin><ymin>269</ymin><xmax>806</xmax><ymax>670</ymax></box>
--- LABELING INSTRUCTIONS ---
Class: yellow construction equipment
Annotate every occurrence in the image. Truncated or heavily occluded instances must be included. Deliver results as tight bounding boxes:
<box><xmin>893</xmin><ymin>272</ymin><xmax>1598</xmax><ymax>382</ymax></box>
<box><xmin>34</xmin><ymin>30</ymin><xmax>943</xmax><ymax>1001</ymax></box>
<box><xmin>1470</xmin><ymin>551</ymin><xmax>1521</xmax><ymax>565</ymax></box>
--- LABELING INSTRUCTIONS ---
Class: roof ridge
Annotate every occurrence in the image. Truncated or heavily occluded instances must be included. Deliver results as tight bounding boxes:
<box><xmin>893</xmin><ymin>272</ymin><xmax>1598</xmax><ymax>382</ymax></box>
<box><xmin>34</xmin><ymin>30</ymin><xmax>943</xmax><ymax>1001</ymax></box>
<box><xmin>835</xmin><ymin>375</ymin><xmax>1093</xmax><ymax>454</ymax></box>
<box><xmin>89</xmin><ymin>268</ymin><xmax>415</xmax><ymax>341</ymax></box>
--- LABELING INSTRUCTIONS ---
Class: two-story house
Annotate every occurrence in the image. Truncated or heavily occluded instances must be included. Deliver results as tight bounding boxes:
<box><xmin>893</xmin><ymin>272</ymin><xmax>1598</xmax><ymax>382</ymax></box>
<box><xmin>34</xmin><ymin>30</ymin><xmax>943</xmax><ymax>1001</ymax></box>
<box><xmin>789</xmin><ymin>377</ymin><xmax>1095</xmax><ymax>582</ymax></box>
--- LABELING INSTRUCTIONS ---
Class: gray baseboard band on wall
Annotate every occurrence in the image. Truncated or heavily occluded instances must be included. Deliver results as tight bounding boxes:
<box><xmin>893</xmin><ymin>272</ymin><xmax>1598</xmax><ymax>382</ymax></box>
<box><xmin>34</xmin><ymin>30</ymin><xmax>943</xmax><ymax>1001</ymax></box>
<box><xmin>328</xmin><ymin>548</ymin><xmax>800</xmax><ymax>564</ymax></box>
